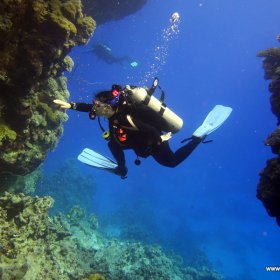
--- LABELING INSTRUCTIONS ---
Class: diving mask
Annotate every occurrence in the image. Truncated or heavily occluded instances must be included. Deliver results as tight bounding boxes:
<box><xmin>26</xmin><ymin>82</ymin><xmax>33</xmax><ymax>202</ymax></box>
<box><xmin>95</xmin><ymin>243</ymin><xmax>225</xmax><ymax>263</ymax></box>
<box><xmin>93</xmin><ymin>100</ymin><xmax>115</xmax><ymax>118</ymax></box>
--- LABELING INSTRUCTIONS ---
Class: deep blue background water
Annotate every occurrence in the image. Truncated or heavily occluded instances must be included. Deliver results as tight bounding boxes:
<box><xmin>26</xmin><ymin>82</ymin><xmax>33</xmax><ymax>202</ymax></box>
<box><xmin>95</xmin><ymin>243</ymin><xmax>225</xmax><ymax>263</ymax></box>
<box><xmin>45</xmin><ymin>0</ymin><xmax>280</xmax><ymax>279</ymax></box>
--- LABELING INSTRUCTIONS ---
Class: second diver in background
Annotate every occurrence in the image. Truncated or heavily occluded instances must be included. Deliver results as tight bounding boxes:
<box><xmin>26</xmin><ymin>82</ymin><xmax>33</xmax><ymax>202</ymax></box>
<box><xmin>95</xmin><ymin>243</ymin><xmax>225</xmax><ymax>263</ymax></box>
<box><xmin>87</xmin><ymin>43</ymin><xmax>138</xmax><ymax>68</ymax></box>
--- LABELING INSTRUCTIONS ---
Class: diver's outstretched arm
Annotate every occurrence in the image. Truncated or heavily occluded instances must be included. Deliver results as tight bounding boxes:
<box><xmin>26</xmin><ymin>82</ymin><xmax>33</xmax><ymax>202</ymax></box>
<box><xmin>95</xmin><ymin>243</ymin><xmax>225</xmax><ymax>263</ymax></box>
<box><xmin>53</xmin><ymin>99</ymin><xmax>92</xmax><ymax>112</ymax></box>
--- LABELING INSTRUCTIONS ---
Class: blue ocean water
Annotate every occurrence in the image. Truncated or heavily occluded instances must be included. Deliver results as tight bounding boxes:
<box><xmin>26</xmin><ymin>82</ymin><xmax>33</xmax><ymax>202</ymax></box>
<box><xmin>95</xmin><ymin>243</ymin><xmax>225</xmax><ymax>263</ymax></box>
<box><xmin>45</xmin><ymin>0</ymin><xmax>280</xmax><ymax>279</ymax></box>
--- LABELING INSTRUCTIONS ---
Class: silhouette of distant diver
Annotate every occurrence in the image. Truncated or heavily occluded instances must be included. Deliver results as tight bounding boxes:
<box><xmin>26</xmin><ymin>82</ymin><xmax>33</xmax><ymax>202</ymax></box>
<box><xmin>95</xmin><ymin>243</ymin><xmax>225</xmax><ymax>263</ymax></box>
<box><xmin>87</xmin><ymin>43</ymin><xmax>138</xmax><ymax>68</ymax></box>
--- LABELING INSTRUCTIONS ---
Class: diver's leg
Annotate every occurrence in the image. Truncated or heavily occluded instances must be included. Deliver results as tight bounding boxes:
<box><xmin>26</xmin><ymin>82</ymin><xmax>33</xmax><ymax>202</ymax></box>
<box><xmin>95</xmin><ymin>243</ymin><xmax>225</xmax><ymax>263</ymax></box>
<box><xmin>173</xmin><ymin>136</ymin><xmax>202</xmax><ymax>165</ymax></box>
<box><xmin>151</xmin><ymin>141</ymin><xmax>177</xmax><ymax>167</ymax></box>
<box><xmin>108</xmin><ymin>139</ymin><xmax>128</xmax><ymax>178</ymax></box>
<box><xmin>151</xmin><ymin>137</ymin><xmax>202</xmax><ymax>167</ymax></box>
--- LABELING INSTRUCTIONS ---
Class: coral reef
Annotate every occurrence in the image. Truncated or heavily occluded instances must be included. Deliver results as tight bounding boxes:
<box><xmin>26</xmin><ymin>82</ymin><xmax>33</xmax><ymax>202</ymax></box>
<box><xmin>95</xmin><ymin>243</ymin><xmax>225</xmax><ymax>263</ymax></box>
<box><xmin>0</xmin><ymin>169</ymin><xmax>41</xmax><ymax>195</ymax></box>
<box><xmin>257</xmin><ymin>158</ymin><xmax>280</xmax><ymax>226</ymax></box>
<box><xmin>89</xmin><ymin>214</ymin><xmax>99</xmax><ymax>230</ymax></box>
<box><xmin>83</xmin><ymin>273</ymin><xmax>106</xmax><ymax>280</ymax></box>
<box><xmin>0</xmin><ymin>192</ymin><xmax>223</xmax><ymax>280</ymax></box>
<box><xmin>101</xmin><ymin>201</ymin><xmax>159</xmax><ymax>243</ymax></box>
<box><xmin>82</xmin><ymin>0</ymin><xmax>148</xmax><ymax>25</ymax></box>
<box><xmin>91</xmin><ymin>241</ymin><xmax>223</xmax><ymax>280</ymax></box>
<box><xmin>35</xmin><ymin>160</ymin><xmax>97</xmax><ymax>215</ymax></box>
<box><xmin>0</xmin><ymin>193</ymin><xmax>97</xmax><ymax>279</ymax></box>
<box><xmin>0</xmin><ymin>0</ymin><xmax>95</xmax><ymax>179</ymax></box>
<box><xmin>67</xmin><ymin>205</ymin><xmax>86</xmax><ymax>225</ymax></box>
<box><xmin>0</xmin><ymin>76</ymin><xmax>69</xmax><ymax>177</ymax></box>
<box><xmin>101</xmin><ymin>201</ymin><xmax>211</xmax><ymax>268</ymax></box>
<box><xmin>257</xmin><ymin>44</ymin><xmax>280</xmax><ymax>226</ymax></box>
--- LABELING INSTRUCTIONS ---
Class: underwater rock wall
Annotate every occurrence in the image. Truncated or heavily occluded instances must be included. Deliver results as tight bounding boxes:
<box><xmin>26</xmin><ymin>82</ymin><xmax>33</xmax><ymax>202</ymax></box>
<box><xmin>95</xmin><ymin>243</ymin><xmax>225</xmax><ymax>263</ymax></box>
<box><xmin>0</xmin><ymin>192</ymin><xmax>223</xmax><ymax>280</ymax></box>
<box><xmin>0</xmin><ymin>0</ymin><xmax>95</xmax><ymax>179</ymax></box>
<box><xmin>257</xmin><ymin>46</ymin><xmax>280</xmax><ymax>226</ymax></box>
<box><xmin>82</xmin><ymin>0</ymin><xmax>148</xmax><ymax>25</ymax></box>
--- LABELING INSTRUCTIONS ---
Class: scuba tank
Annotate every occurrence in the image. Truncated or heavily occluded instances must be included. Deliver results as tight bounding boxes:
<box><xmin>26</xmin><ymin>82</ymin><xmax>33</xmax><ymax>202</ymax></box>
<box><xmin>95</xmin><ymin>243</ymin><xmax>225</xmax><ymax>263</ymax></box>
<box><xmin>125</xmin><ymin>78</ymin><xmax>183</xmax><ymax>133</ymax></box>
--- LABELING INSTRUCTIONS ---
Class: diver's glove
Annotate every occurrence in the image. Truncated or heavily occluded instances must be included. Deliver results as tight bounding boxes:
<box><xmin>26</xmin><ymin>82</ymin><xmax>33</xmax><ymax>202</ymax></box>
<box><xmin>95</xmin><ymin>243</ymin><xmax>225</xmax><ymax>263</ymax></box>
<box><xmin>53</xmin><ymin>99</ymin><xmax>71</xmax><ymax>109</ymax></box>
<box><xmin>160</xmin><ymin>132</ymin><xmax>172</xmax><ymax>142</ymax></box>
<box><xmin>114</xmin><ymin>165</ymin><xmax>128</xmax><ymax>179</ymax></box>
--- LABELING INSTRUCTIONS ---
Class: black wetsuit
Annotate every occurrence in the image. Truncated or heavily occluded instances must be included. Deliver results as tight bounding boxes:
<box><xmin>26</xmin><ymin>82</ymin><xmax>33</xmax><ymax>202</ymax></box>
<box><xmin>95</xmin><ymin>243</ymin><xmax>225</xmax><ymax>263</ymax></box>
<box><xmin>71</xmin><ymin>102</ymin><xmax>202</xmax><ymax>171</ymax></box>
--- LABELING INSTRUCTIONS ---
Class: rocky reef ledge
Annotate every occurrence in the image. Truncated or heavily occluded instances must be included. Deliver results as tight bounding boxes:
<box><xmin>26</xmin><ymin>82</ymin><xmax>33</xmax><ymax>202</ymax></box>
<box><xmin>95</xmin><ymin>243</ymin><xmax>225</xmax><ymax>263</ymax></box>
<box><xmin>257</xmin><ymin>46</ymin><xmax>280</xmax><ymax>226</ymax></box>
<box><xmin>0</xmin><ymin>0</ymin><xmax>95</xmax><ymax>176</ymax></box>
<box><xmin>82</xmin><ymin>0</ymin><xmax>148</xmax><ymax>25</ymax></box>
<box><xmin>0</xmin><ymin>192</ymin><xmax>223</xmax><ymax>280</ymax></box>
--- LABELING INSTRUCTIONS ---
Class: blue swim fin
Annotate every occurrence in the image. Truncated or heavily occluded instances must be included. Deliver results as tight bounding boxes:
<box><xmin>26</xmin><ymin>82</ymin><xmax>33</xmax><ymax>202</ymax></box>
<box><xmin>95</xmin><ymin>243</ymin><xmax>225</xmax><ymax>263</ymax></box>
<box><xmin>130</xmin><ymin>61</ymin><xmax>138</xmax><ymax>67</ymax></box>
<box><xmin>193</xmin><ymin>105</ymin><xmax>233</xmax><ymax>138</ymax></box>
<box><xmin>77</xmin><ymin>148</ymin><xmax>117</xmax><ymax>172</ymax></box>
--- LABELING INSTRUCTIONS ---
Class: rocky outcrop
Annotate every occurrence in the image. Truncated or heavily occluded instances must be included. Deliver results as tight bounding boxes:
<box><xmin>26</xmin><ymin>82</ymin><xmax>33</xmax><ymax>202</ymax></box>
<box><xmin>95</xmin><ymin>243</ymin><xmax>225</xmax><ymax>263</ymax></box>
<box><xmin>0</xmin><ymin>193</ymin><xmax>99</xmax><ymax>279</ymax></box>
<box><xmin>0</xmin><ymin>0</ymin><xmax>95</xmax><ymax>179</ymax></box>
<box><xmin>0</xmin><ymin>192</ymin><xmax>224</xmax><ymax>280</ymax></box>
<box><xmin>82</xmin><ymin>0</ymin><xmax>148</xmax><ymax>25</ymax></box>
<box><xmin>257</xmin><ymin>46</ymin><xmax>280</xmax><ymax>226</ymax></box>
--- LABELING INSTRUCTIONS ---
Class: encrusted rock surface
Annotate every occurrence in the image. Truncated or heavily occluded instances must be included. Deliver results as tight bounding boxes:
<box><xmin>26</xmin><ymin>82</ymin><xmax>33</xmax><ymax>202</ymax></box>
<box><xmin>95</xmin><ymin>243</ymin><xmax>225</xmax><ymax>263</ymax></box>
<box><xmin>0</xmin><ymin>0</ymin><xmax>95</xmax><ymax>178</ymax></box>
<box><xmin>82</xmin><ymin>0</ymin><xmax>148</xmax><ymax>25</ymax></box>
<box><xmin>0</xmin><ymin>192</ymin><xmax>97</xmax><ymax>279</ymax></box>
<box><xmin>257</xmin><ymin>45</ymin><xmax>280</xmax><ymax>226</ymax></box>
<box><xmin>257</xmin><ymin>158</ymin><xmax>280</xmax><ymax>226</ymax></box>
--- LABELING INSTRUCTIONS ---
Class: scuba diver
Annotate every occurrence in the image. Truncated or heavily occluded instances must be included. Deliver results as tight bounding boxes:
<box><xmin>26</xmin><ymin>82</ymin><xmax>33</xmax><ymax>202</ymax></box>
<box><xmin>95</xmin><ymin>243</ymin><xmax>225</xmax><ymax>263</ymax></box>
<box><xmin>87</xmin><ymin>43</ymin><xmax>138</xmax><ymax>68</ymax></box>
<box><xmin>54</xmin><ymin>79</ymin><xmax>232</xmax><ymax>179</ymax></box>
